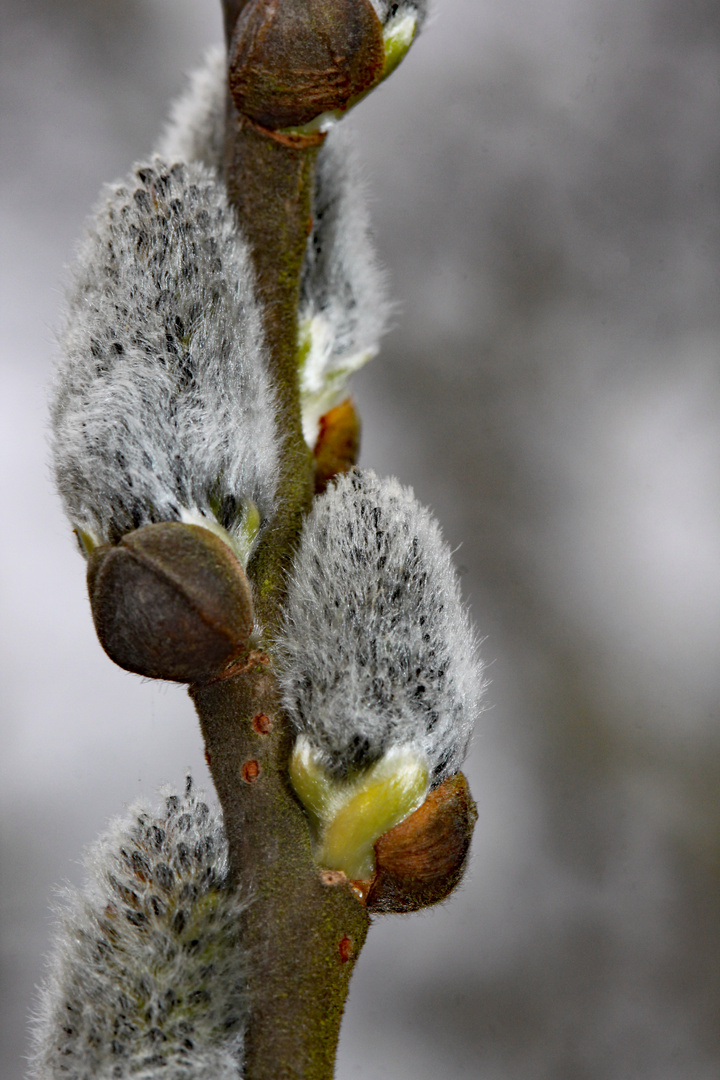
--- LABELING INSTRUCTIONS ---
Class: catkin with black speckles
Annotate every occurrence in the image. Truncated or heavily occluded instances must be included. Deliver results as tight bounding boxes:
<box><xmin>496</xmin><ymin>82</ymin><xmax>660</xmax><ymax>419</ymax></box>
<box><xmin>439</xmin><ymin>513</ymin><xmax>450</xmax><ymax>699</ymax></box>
<box><xmin>158</xmin><ymin>49</ymin><xmax>389</xmax><ymax>448</ymax></box>
<box><xmin>30</xmin><ymin>780</ymin><xmax>247</xmax><ymax>1080</ymax></box>
<box><xmin>52</xmin><ymin>158</ymin><xmax>279</xmax><ymax>554</ymax></box>
<box><xmin>277</xmin><ymin>470</ymin><xmax>483</xmax><ymax>784</ymax></box>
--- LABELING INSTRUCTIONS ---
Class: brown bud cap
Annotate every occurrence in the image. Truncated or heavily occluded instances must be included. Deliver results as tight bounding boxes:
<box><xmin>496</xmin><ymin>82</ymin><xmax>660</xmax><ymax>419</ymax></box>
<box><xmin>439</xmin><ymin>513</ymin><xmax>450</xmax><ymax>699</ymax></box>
<box><xmin>87</xmin><ymin>522</ymin><xmax>254</xmax><ymax>684</ymax></box>
<box><xmin>313</xmin><ymin>397</ymin><xmax>361</xmax><ymax>494</ymax></box>
<box><xmin>358</xmin><ymin>772</ymin><xmax>478</xmax><ymax>914</ymax></box>
<box><xmin>228</xmin><ymin>0</ymin><xmax>385</xmax><ymax>130</ymax></box>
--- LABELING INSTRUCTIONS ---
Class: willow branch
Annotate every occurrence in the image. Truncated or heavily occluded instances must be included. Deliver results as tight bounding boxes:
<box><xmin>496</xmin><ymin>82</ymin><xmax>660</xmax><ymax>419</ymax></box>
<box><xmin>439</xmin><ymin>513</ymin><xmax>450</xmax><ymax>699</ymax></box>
<box><xmin>45</xmin><ymin>5</ymin><xmax>477</xmax><ymax>1078</ymax></box>
<box><xmin>224</xmin><ymin>111</ymin><xmax>318</xmax><ymax>628</ymax></box>
<box><xmin>190</xmin><ymin>3</ymin><xmax>385</xmax><ymax>1078</ymax></box>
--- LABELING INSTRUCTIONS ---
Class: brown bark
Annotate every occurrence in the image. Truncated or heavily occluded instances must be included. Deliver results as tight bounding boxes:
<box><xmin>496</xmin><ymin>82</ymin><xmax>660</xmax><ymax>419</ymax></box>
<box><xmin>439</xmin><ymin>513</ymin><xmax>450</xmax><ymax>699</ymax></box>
<box><xmin>223</xmin><ymin>105</ymin><xmax>318</xmax><ymax>630</ymax></box>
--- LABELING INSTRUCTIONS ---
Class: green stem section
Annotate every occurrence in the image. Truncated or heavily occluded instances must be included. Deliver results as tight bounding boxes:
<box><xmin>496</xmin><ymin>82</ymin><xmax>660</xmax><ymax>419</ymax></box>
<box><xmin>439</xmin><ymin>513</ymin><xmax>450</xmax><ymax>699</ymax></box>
<box><xmin>223</xmin><ymin>104</ymin><xmax>318</xmax><ymax>630</ymax></box>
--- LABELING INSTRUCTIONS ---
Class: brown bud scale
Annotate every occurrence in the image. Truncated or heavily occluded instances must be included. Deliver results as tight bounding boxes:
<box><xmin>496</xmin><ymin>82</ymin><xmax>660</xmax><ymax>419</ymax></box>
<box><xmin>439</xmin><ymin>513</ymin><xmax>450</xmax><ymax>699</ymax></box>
<box><xmin>87</xmin><ymin>522</ymin><xmax>254</xmax><ymax>684</ymax></box>
<box><xmin>357</xmin><ymin>772</ymin><xmax>478</xmax><ymax>914</ymax></box>
<box><xmin>229</xmin><ymin>0</ymin><xmax>385</xmax><ymax>130</ymax></box>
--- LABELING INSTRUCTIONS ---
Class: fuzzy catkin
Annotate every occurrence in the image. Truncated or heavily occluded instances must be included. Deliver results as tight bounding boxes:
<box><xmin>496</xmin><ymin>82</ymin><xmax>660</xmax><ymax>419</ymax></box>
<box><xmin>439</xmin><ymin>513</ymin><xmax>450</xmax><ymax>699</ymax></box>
<box><xmin>30</xmin><ymin>780</ymin><xmax>246</xmax><ymax>1080</ymax></box>
<box><xmin>156</xmin><ymin>48</ymin><xmax>227</xmax><ymax>170</ymax></box>
<box><xmin>277</xmin><ymin>470</ymin><xmax>482</xmax><ymax>785</ymax></box>
<box><xmin>158</xmin><ymin>50</ymin><xmax>389</xmax><ymax>448</ymax></box>
<box><xmin>296</xmin><ymin>128</ymin><xmax>389</xmax><ymax>446</ymax></box>
<box><xmin>52</xmin><ymin>157</ymin><xmax>279</xmax><ymax>555</ymax></box>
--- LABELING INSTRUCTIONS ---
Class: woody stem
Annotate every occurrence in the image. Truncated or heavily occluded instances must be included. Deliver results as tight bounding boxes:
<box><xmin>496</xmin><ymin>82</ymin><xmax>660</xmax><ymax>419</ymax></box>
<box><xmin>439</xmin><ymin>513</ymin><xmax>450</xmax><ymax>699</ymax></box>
<box><xmin>186</xmin><ymin>3</ymin><xmax>384</xmax><ymax>1078</ymax></box>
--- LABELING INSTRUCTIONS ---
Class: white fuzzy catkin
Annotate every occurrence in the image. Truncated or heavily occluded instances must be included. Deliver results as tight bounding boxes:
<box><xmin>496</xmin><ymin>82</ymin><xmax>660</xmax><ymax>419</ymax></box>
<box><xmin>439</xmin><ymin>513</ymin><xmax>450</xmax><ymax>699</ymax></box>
<box><xmin>30</xmin><ymin>780</ymin><xmax>246</xmax><ymax>1080</ymax></box>
<box><xmin>159</xmin><ymin>49</ymin><xmax>389</xmax><ymax>449</ymax></box>
<box><xmin>277</xmin><ymin>470</ymin><xmax>482</xmax><ymax>785</ymax></box>
<box><xmin>296</xmin><ymin>128</ymin><xmax>389</xmax><ymax>446</ymax></box>
<box><xmin>52</xmin><ymin>157</ymin><xmax>279</xmax><ymax>557</ymax></box>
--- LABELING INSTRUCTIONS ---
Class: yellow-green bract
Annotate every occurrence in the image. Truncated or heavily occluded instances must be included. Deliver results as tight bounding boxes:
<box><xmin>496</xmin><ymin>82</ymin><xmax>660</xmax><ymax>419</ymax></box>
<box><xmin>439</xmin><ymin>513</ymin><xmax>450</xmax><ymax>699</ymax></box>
<box><xmin>290</xmin><ymin>736</ymin><xmax>429</xmax><ymax>879</ymax></box>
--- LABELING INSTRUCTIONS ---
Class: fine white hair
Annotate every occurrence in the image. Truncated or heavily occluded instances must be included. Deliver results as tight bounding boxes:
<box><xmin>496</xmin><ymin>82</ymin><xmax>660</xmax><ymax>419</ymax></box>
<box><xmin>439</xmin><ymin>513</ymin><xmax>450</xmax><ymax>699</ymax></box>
<box><xmin>296</xmin><ymin>127</ymin><xmax>389</xmax><ymax>446</ymax></box>
<box><xmin>52</xmin><ymin>157</ymin><xmax>279</xmax><ymax>557</ymax></box>
<box><xmin>156</xmin><ymin>47</ymin><xmax>227</xmax><ymax>169</ymax></box>
<box><xmin>30</xmin><ymin>780</ymin><xmax>247</xmax><ymax>1080</ymax></box>
<box><xmin>159</xmin><ymin>49</ymin><xmax>390</xmax><ymax>449</ymax></box>
<box><xmin>277</xmin><ymin>470</ymin><xmax>483</xmax><ymax>785</ymax></box>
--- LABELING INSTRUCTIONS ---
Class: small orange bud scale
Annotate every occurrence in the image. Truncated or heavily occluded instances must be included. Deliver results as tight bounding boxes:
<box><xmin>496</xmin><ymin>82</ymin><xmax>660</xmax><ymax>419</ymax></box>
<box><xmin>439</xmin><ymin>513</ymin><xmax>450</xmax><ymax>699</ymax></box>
<box><xmin>313</xmin><ymin>397</ymin><xmax>361</xmax><ymax>493</ymax></box>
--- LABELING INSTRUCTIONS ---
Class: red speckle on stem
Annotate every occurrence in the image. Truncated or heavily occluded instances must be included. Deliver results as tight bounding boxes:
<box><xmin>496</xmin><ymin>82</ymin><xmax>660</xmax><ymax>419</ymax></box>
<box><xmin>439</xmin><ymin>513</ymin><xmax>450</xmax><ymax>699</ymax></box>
<box><xmin>320</xmin><ymin>869</ymin><xmax>347</xmax><ymax>887</ymax></box>
<box><xmin>338</xmin><ymin>936</ymin><xmax>353</xmax><ymax>963</ymax></box>
<box><xmin>241</xmin><ymin>759</ymin><xmax>261</xmax><ymax>783</ymax></box>
<box><xmin>204</xmin><ymin>747</ymin><xmax>212</xmax><ymax>767</ymax></box>
<box><xmin>252</xmin><ymin>713</ymin><xmax>272</xmax><ymax>734</ymax></box>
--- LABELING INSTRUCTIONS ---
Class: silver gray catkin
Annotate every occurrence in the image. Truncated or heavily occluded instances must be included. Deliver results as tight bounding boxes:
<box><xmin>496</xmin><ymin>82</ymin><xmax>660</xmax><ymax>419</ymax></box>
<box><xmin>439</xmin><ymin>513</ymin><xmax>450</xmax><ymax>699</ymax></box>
<box><xmin>277</xmin><ymin>470</ymin><xmax>482</xmax><ymax>785</ymax></box>
<box><xmin>295</xmin><ymin>127</ymin><xmax>389</xmax><ymax>446</ymax></box>
<box><xmin>30</xmin><ymin>780</ymin><xmax>247</xmax><ymax>1080</ymax></box>
<box><xmin>158</xmin><ymin>48</ymin><xmax>389</xmax><ymax>448</ymax></box>
<box><xmin>52</xmin><ymin>158</ymin><xmax>279</xmax><ymax>557</ymax></box>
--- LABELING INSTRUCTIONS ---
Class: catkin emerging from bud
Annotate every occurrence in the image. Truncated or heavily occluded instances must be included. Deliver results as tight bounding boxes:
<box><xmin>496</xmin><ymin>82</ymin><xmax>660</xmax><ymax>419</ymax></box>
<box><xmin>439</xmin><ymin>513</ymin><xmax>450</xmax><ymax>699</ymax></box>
<box><xmin>52</xmin><ymin>158</ymin><xmax>279</xmax><ymax>561</ymax></box>
<box><xmin>296</xmin><ymin>128</ymin><xmax>389</xmax><ymax>446</ymax></box>
<box><xmin>369</xmin><ymin>0</ymin><xmax>428</xmax><ymax>79</ymax></box>
<box><xmin>30</xmin><ymin>780</ymin><xmax>247</xmax><ymax>1080</ymax></box>
<box><xmin>277</xmin><ymin>470</ymin><xmax>483</xmax><ymax>785</ymax></box>
<box><xmin>158</xmin><ymin>51</ymin><xmax>389</xmax><ymax>449</ymax></box>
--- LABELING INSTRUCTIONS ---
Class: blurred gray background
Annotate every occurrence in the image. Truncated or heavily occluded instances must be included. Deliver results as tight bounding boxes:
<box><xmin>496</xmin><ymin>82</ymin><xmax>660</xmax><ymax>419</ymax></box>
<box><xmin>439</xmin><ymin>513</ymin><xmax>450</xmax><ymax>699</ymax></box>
<box><xmin>1</xmin><ymin>0</ymin><xmax>719</xmax><ymax>1077</ymax></box>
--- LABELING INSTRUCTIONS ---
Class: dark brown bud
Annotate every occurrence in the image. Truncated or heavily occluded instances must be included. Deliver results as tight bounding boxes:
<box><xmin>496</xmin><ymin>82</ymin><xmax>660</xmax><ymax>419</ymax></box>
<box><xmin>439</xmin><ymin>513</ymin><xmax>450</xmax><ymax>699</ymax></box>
<box><xmin>228</xmin><ymin>0</ymin><xmax>385</xmax><ymax>130</ymax></box>
<box><xmin>87</xmin><ymin>522</ymin><xmax>254</xmax><ymax>684</ymax></box>
<box><xmin>356</xmin><ymin>772</ymin><xmax>478</xmax><ymax>914</ymax></box>
<box><xmin>314</xmin><ymin>397</ymin><xmax>361</xmax><ymax>494</ymax></box>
